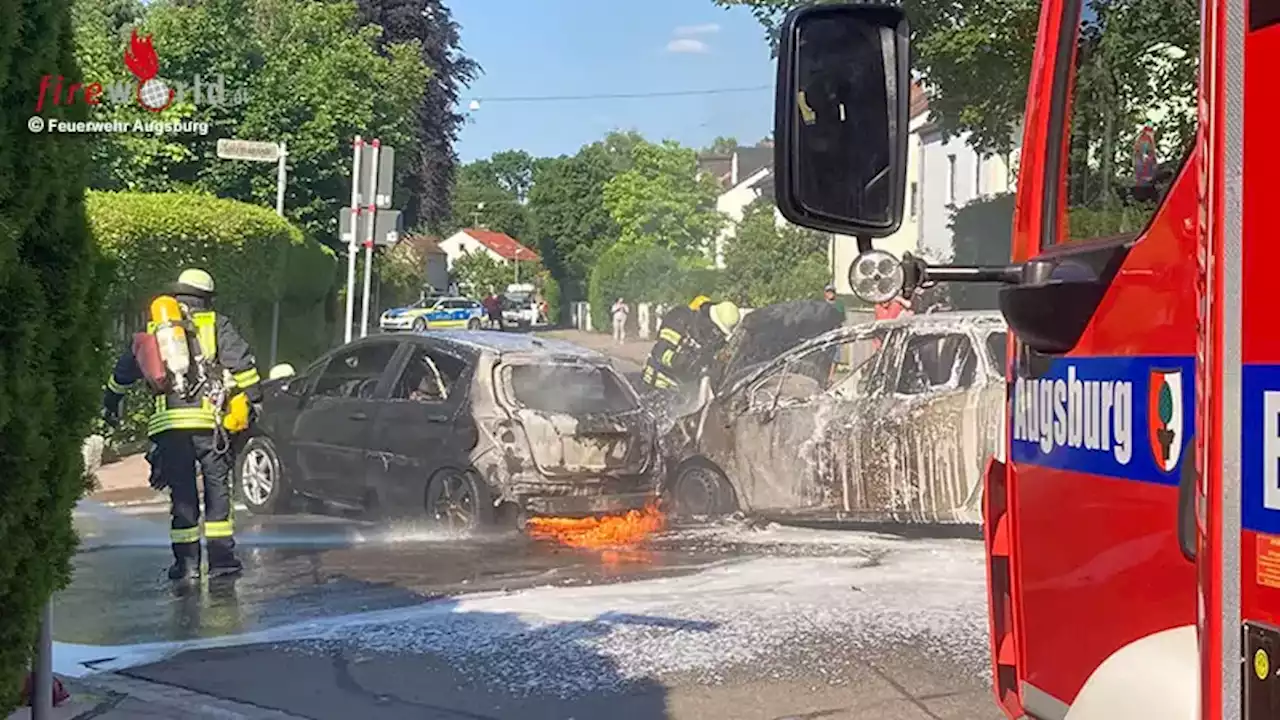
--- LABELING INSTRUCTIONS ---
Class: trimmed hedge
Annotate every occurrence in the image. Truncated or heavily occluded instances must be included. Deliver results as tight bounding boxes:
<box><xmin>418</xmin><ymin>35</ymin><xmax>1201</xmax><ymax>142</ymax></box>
<box><xmin>588</xmin><ymin>242</ymin><xmax>688</xmax><ymax>331</ymax></box>
<box><xmin>542</xmin><ymin>274</ymin><xmax>563</xmax><ymax>325</ymax></box>
<box><xmin>87</xmin><ymin>191</ymin><xmax>336</xmax><ymax>444</ymax></box>
<box><xmin>0</xmin><ymin>1</ymin><xmax>106</xmax><ymax>712</ymax></box>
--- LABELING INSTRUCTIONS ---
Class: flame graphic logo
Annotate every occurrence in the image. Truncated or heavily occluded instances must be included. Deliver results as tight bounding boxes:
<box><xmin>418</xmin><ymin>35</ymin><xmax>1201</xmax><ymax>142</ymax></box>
<box><xmin>123</xmin><ymin>29</ymin><xmax>173</xmax><ymax>112</ymax></box>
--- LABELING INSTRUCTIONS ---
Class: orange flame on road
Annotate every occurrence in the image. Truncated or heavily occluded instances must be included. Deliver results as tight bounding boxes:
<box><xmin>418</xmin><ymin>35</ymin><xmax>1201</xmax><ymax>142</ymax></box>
<box><xmin>527</xmin><ymin>503</ymin><xmax>666</xmax><ymax>552</ymax></box>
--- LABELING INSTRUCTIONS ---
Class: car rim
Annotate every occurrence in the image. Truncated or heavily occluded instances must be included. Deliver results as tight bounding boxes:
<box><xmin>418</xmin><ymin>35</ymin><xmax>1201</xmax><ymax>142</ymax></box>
<box><xmin>241</xmin><ymin>447</ymin><xmax>275</xmax><ymax>506</ymax></box>
<box><xmin>676</xmin><ymin>466</ymin><xmax>721</xmax><ymax>516</ymax></box>
<box><xmin>427</xmin><ymin>472</ymin><xmax>477</xmax><ymax>530</ymax></box>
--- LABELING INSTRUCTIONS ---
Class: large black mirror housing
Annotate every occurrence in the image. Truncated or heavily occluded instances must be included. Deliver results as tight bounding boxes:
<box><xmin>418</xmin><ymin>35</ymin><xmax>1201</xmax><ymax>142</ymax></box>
<box><xmin>774</xmin><ymin>3</ymin><xmax>911</xmax><ymax>239</ymax></box>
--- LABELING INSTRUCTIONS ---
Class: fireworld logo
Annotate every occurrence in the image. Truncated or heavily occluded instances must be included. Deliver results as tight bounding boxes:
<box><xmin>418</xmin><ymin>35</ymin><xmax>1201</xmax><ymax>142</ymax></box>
<box><xmin>33</xmin><ymin>29</ymin><xmax>248</xmax><ymax>113</ymax></box>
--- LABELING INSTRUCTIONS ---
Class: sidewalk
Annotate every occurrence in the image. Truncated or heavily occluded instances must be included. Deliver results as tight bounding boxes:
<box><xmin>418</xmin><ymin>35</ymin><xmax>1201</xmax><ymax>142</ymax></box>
<box><xmin>7</xmin><ymin>673</ymin><xmax>307</xmax><ymax>720</ymax></box>
<box><xmin>536</xmin><ymin>328</ymin><xmax>651</xmax><ymax>369</ymax></box>
<box><xmin>88</xmin><ymin>453</ymin><xmax>164</xmax><ymax>507</ymax></box>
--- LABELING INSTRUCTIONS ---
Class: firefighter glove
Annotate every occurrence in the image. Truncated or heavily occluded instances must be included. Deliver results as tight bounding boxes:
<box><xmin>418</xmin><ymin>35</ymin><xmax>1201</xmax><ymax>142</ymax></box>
<box><xmin>222</xmin><ymin>392</ymin><xmax>251</xmax><ymax>433</ymax></box>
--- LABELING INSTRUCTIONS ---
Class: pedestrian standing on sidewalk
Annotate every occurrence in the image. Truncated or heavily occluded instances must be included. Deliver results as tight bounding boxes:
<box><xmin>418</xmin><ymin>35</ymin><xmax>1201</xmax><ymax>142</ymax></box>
<box><xmin>611</xmin><ymin>297</ymin><xmax>630</xmax><ymax>344</ymax></box>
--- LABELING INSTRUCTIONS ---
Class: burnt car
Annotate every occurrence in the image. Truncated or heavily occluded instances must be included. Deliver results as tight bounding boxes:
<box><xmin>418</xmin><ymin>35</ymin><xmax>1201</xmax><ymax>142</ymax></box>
<box><xmin>664</xmin><ymin>310</ymin><xmax>1008</xmax><ymax>525</ymax></box>
<box><xmin>235</xmin><ymin>331</ymin><xmax>662</xmax><ymax>529</ymax></box>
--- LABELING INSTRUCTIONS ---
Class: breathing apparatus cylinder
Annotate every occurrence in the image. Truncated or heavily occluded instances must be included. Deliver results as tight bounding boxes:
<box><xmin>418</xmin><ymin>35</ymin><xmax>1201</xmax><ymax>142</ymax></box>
<box><xmin>150</xmin><ymin>295</ymin><xmax>191</xmax><ymax>395</ymax></box>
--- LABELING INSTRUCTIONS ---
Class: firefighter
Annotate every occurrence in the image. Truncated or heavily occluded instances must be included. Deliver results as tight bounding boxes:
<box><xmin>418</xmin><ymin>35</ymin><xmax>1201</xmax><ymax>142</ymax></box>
<box><xmin>641</xmin><ymin>299</ymin><xmax>741</xmax><ymax>398</ymax></box>
<box><xmin>102</xmin><ymin>269</ymin><xmax>262</xmax><ymax>581</ymax></box>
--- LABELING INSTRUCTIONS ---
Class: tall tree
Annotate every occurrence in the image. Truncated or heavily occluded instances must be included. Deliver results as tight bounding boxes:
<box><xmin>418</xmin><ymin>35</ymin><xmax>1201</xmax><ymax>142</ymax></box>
<box><xmin>449</xmin><ymin>156</ymin><xmax>529</xmax><ymax>240</ymax></box>
<box><xmin>601</xmin><ymin>139</ymin><xmax>725</xmax><ymax>256</ymax></box>
<box><xmin>704</xmin><ymin>136</ymin><xmax>739</xmax><ymax>154</ymax></box>
<box><xmin>722</xmin><ymin>198</ymin><xmax>829</xmax><ymax>307</ymax></box>
<box><xmin>526</xmin><ymin>144</ymin><xmax>623</xmax><ymax>297</ymax></box>
<box><xmin>356</xmin><ymin>0</ymin><xmax>480</xmax><ymax>231</ymax></box>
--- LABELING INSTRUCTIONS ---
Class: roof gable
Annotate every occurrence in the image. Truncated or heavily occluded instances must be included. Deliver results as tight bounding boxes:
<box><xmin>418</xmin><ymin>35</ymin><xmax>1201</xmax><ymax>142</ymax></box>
<box><xmin>461</xmin><ymin>228</ymin><xmax>539</xmax><ymax>261</ymax></box>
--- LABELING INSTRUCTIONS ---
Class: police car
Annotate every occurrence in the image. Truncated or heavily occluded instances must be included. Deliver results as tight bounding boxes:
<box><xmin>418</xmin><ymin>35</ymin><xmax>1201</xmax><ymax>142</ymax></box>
<box><xmin>378</xmin><ymin>296</ymin><xmax>485</xmax><ymax>332</ymax></box>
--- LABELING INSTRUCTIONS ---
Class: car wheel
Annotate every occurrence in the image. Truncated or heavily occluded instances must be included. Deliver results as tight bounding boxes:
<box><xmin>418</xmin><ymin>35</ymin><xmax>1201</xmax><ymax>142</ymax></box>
<box><xmin>412</xmin><ymin>317</ymin><xmax>428</xmax><ymax>332</ymax></box>
<box><xmin>667</xmin><ymin>457</ymin><xmax>737</xmax><ymax>519</ymax></box>
<box><xmin>236</xmin><ymin>435</ymin><xmax>292</xmax><ymax>514</ymax></box>
<box><xmin>467</xmin><ymin>318</ymin><xmax>481</xmax><ymax>330</ymax></box>
<box><xmin>424</xmin><ymin>468</ymin><xmax>494</xmax><ymax>532</ymax></box>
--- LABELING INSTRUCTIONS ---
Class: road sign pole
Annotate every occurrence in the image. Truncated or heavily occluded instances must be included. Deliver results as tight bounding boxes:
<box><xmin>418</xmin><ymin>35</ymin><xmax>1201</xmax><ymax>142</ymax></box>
<box><xmin>31</xmin><ymin>599</ymin><xmax>52</xmax><ymax>720</ymax></box>
<box><xmin>344</xmin><ymin>137</ymin><xmax>363</xmax><ymax>343</ymax></box>
<box><xmin>270</xmin><ymin>140</ymin><xmax>287</xmax><ymax>366</ymax></box>
<box><xmin>360</xmin><ymin>139</ymin><xmax>381</xmax><ymax>338</ymax></box>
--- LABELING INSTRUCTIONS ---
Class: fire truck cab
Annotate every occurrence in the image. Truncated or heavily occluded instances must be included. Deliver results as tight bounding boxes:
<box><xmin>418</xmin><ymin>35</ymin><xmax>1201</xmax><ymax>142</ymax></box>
<box><xmin>770</xmin><ymin>1</ymin><xmax>1280</xmax><ymax>718</ymax></box>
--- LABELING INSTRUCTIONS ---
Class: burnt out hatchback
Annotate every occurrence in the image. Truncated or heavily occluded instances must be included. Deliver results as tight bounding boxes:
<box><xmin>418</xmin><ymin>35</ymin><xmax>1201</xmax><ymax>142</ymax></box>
<box><xmin>235</xmin><ymin>331</ymin><xmax>662</xmax><ymax>529</ymax></box>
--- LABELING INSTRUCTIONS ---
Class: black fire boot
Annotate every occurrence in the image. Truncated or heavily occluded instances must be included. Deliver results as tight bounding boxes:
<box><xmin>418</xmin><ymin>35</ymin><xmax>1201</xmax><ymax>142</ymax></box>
<box><xmin>206</xmin><ymin>539</ymin><xmax>243</xmax><ymax>578</ymax></box>
<box><xmin>167</xmin><ymin>542</ymin><xmax>202</xmax><ymax>581</ymax></box>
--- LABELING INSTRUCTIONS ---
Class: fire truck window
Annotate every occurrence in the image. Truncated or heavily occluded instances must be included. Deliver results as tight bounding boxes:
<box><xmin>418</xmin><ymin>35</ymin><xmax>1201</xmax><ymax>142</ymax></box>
<box><xmin>1054</xmin><ymin>0</ymin><xmax>1198</xmax><ymax>246</ymax></box>
<box><xmin>986</xmin><ymin>332</ymin><xmax>1008</xmax><ymax>372</ymax></box>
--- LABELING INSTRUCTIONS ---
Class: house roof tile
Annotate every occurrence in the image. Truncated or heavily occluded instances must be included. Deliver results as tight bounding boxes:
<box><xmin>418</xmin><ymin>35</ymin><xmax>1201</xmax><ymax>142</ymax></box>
<box><xmin>463</xmin><ymin>228</ymin><xmax>539</xmax><ymax>261</ymax></box>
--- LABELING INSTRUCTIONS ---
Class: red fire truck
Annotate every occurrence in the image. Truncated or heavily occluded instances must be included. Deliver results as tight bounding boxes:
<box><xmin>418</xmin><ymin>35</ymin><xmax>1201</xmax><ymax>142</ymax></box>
<box><xmin>769</xmin><ymin>1</ymin><xmax>1279</xmax><ymax>718</ymax></box>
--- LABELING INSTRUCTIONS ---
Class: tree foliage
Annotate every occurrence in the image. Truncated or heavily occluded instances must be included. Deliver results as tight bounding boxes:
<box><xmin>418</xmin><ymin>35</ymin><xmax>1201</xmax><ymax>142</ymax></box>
<box><xmin>601</xmin><ymin>140</ymin><xmax>724</xmax><ymax>255</ymax></box>
<box><xmin>526</xmin><ymin>146</ymin><xmax>621</xmax><ymax>297</ymax></box>
<box><xmin>451</xmin><ymin>250</ymin><xmax>538</xmax><ymax>297</ymax></box>
<box><xmin>356</xmin><ymin>0</ymin><xmax>480</xmax><ymax>231</ymax></box>
<box><xmin>448</xmin><ymin>151</ymin><xmax>537</xmax><ymax>239</ymax></box>
<box><xmin>587</xmin><ymin>242</ymin><xmax>686</xmax><ymax>331</ymax></box>
<box><xmin>73</xmin><ymin>0</ymin><xmax>432</xmax><ymax>243</ymax></box>
<box><xmin>1</xmin><ymin>1</ymin><xmax>106</xmax><ymax>712</ymax></box>
<box><xmin>722</xmin><ymin>198</ymin><xmax>829</xmax><ymax>307</ymax></box>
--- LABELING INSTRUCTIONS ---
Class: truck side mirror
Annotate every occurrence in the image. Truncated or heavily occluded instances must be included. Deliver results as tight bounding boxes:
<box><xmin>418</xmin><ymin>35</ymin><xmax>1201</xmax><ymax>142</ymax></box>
<box><xmin>774</xmin><ymin>3</ymin><xmax>911</xmax><ymax>239</ymax></box>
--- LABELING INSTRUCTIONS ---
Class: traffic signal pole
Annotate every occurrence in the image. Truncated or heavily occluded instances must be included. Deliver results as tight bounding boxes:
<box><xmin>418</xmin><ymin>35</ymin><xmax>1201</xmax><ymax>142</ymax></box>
<box><xmin>344</xmin><ymin>137</ymin><xmax>363</xmax><ymax>343</ymax></box>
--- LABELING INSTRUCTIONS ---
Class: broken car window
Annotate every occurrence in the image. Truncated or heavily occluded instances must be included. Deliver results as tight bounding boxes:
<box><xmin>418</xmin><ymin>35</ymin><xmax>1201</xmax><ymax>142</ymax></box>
<box><xmin>391</xmin><ymin>348</ymin><xmax>468</xmax><ymax>404</ymax></box>
<box><xmin>505</xmin><ymin>363</ymin><xmax>636</xmax><ymax>415</ymax></box>
<box><xmin>897</xmin><ymin>334</ymin><xmax>979</xmax><ymax>395</ymax></box>
<box><xmin>312</xmin><ymin>341</ymin><xmax>397</xmax><ymax>400</ymax></box>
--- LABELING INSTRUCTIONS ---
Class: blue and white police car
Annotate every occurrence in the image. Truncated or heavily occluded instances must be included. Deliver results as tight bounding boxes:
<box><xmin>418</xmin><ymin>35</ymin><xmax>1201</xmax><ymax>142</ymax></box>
<box><xmin>378</xmin><ymin>296</ymin><xmax>485</xmax><ymax>332</ymax></box>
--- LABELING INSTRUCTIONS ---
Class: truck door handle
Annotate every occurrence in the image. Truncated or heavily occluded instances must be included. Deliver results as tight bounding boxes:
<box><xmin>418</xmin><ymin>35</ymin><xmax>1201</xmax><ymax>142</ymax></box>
<box><xmin>1177</xmin><ymin>434</ymin><xmax>1196</xmax><ymax>563</ymax></box>
<box><xmin>350</xmin><ymin>412</ymin><xmax>368</xmax><ymax>421</ymax></box>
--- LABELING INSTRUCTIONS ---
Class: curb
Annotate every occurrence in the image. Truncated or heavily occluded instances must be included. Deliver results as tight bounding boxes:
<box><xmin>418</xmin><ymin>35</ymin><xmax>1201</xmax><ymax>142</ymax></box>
<box><xmin>67</xmin><ymin>673</ymin><xmax>311</xmax><ymax>720</ymax></box>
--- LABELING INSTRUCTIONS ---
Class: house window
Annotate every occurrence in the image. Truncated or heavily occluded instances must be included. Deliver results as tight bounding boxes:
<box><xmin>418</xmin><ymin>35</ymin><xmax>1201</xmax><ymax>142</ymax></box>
<box><xmin>946</xmin><ymin>154</ymin><xmax>957</xmax><ymax>205</ymax></box>
<box><xmin>909</xmin><ymin>181</ymin><xmax>918</xmax><ymax>219</ymax></box>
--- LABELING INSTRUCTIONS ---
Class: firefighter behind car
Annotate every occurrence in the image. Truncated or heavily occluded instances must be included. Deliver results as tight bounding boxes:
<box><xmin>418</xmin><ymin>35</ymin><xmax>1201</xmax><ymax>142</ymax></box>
<box><xmin>641</xmin><ymin>299</ymin><xmax>741</xmax><ymax>403</ymax></box>
<box><xmin>102</xmin><ymin>269</ymin><xmax>262</xmax><ymax>581</ymax></box>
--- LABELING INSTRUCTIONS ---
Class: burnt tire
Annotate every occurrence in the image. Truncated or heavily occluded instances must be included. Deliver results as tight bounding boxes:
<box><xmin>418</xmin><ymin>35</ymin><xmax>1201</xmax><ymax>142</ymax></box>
<box><xmin>467</xmin><ymin>318</ymin><xmax>481</xmax><ymax>330</ymax></box>
<box><xmin>235</xmin><ymin>435</ymin><xmax>292</xmax><ymax>515</ymax></box>
<box><xmin>412</xmin><ymin>317</ymin><xmax>428</xmax><ymax>332</ymax></box>
<box><xmin>424</xmin><ymin>468</ymin><xmax>494</xmax><ymax>532</ymax></box>
<box><xmin>667</xmin><ymin>457</ymin><xmax>737</xmax><ymax>519</ymax></box>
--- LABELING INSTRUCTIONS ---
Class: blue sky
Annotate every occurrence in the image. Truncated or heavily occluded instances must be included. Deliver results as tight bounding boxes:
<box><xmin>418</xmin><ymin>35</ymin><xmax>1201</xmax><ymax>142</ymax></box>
<box><xmin>450</xmin><ymin>0</ymin><xmax>778</xmax><ymax>162</ymax></box>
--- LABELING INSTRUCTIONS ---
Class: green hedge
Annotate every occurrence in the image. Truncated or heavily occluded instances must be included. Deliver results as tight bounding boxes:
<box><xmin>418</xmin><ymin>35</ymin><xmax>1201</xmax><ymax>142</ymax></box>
<box><xmin>88</xmin><ymin>191</ymin><xmax>336</xmax><ymax>444</ymax></box>
<box><xmin>542</xmin><ymin>274</ymin><xmax>563</xmax><ymax>325</ymax></box>
<box><xmin>588</xmin><ymin>242</ymin><xmax>690</xmax><ymax>331</ymax></box>
<box><xmin>0</xmin><ymin>1</ymin><xmax>106</xmax><ymax>712</ymax></box>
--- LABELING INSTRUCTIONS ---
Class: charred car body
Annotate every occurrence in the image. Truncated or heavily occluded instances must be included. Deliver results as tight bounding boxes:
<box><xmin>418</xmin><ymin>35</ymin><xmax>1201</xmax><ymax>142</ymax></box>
<box><xmin>664</xmin><ymin>310</ymin><xmax>1008</xmax><ymax>525</ymax></box>
<box><xmin>236</xmin><ymin>331</ymin><xmax>661</xmax><ymax>528</ymax></box>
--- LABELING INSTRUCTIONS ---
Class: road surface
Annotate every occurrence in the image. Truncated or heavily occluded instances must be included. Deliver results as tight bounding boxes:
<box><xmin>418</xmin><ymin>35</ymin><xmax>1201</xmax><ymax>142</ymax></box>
<box><xmin>55</xmin><ymin>500</ymin><xmax>1001</xmax><ymax>719</ymax></box>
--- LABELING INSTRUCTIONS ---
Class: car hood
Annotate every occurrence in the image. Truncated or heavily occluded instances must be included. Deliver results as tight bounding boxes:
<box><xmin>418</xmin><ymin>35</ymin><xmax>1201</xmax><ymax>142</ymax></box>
<box><xmin>715</xmin><ymin>300</ymin><xmax>845</xmax><ymax>393</ymax></box>
<box><xmin>384</xmin><ymin>307</ymin><xmax>427</xmax><ymax>318</ymax></box>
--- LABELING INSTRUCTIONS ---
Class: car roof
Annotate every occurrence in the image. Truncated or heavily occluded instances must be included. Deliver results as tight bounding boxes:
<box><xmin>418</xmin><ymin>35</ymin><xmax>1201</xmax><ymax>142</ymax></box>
<box><xmin>411</xmin><ymin>330</ymin><xmax>611</xmax><ymax>363</ymax></box>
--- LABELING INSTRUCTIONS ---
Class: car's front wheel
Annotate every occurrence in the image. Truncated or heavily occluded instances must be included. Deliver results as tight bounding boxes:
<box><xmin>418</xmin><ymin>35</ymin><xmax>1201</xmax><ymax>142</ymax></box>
<box><xmin>236</xmin><ymin>435</ymin><xmax>292</xmax><ymax>514</ymax></box>
<box><xmin>424</xmin><ymin>468</ymin><xmax>494</xmax><ymax>532</ymax></box>
<box><xmin>467</xmin><ymin>318</ymin><xmax>481</xmax><ymax>330</ymax></box>
<box><xmin>667</xmin><ymin>457</ymin><xmax>737</xmax><ymax>520</ymax></box>
<box><xmin>412</xmin><ymin>317</ymin><xmax>428</xmax><ymax>332</ymax></box>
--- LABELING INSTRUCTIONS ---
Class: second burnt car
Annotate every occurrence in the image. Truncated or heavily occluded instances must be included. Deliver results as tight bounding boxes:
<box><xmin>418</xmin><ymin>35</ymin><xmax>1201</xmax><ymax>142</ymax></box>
<box><xmin>664</xmin><ymin>310</ymin><xmax>1008</xmax><ymax>525</ymax></box>
<box><xmin>235</xmin><ymin>331</ymin><xmax>662</xmax><ymax>529</ymax></box>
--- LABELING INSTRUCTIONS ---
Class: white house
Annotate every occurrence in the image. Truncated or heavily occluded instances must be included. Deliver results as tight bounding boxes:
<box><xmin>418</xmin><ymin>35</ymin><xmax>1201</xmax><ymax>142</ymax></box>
<box><xmin>917</xmin><ymin>118</ymin><xmax>1021</xmax><ymax>262</ymax></box>
<box><xmin>699</xmin><ymin>145</ymin><xmax>777</xmax><ymax>268</ymax></box>
<box><xmin>437</xmin><ymin>227</ymin><xmax>539</xmax><ymax>271</ymax></box>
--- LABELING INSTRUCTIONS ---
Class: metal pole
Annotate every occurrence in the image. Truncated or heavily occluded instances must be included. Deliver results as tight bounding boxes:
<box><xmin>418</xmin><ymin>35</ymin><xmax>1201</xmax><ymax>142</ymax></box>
<box><xmin>360</xmin><ymin>139</ymin><xmax>381</xmax><ymax>339</ymax></box>
<box><xmin>344</xmin><ymin>137</ymin><xmax>363</xmax><ymax>343</ymax></box>
<box><xmin>270</xmin><ymin>140</ymin><xmax>287</xmax><ymax>366</ymax></box>
<box><xmin>32</xmin><ymin>600</ymin><xmax>52</xmax><ymax>720</ymax></box>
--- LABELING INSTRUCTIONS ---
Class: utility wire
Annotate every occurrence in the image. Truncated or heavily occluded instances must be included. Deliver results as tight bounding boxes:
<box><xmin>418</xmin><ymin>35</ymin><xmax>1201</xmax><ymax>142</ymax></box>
<box><xmin>471</xmin><ymin>85</ymin><xmax>772</xmax><ymax>103</ymax></box>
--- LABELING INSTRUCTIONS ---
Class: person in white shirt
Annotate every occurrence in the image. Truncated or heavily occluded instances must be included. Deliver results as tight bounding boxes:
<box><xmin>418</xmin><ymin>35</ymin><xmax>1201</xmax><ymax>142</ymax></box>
<box><xmin>611</xmin><ymin>298</ymin><xmax>630</xmax><ymax>343</ymax></box>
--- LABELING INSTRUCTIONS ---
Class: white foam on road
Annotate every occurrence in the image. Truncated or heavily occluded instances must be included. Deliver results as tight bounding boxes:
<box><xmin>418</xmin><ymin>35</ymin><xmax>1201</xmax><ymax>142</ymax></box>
<box><xmin>57</xmin><ymin>525</ymin><xmax>990</xmax><ymax>698</ymax></box>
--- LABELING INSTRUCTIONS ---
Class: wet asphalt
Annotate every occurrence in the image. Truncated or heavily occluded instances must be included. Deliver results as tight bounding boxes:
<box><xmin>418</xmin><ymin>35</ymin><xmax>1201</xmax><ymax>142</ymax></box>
<box><xmin>59</xmin><ymin>501</ymin><xmax>1003</xmax><ymax>719</ymax></box>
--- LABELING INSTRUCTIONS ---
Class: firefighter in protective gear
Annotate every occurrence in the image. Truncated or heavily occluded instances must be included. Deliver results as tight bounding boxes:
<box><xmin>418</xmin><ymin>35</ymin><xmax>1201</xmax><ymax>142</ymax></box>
<box><xmin>641</xmin><ymin>299</ymin><xmax>741</xmax><ymax>395</ymax></box>
<box><xmin>102</xmin><ymin>269</ymin><xmax>262</xmax><ymax>581</ymax></box>
<box><xmin>689</xmin><ymin>295</ymin><xmax>712</xmax><ymax>311</ymax></box>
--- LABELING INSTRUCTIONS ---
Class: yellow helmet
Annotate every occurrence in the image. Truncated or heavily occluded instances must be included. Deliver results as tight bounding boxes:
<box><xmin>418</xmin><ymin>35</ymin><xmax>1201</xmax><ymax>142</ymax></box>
<box><xmin>689</xmin><ymin>295</ymin><xmax>712</xmax><ymax>310</ymax></box>
<box><xmin>175</xmin><ymin>268</ymin><xmax>215</xmax><ymax>295</ymax></box>
<box><xmin>709</xmin><ymin>301</ymin><xmax>741</xmax><ymax>337</ymax></box>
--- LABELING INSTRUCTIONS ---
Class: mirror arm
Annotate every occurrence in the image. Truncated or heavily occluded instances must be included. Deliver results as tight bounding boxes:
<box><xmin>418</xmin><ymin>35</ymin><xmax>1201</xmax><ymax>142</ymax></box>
<box><xmin>923</xmin><ymin>265</ymin><xmax>1022</xmax><ymax>284</ymax></box>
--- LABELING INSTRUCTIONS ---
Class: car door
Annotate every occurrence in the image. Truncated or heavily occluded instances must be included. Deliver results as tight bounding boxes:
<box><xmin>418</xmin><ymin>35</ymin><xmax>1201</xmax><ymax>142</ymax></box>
<box><xmin>868</xmin><ymin>329</ymin><xmax>986</xmax><ymax>522</ymax></box>
<box><xmin>291</xmin><ymin>338</ymin><xmax>400</xmax><ymax>503</ymax></box>
<box><xmin>365</xmin><ymin>340</ymin><xmax>475</xmax><ymax>511</ymax></box>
